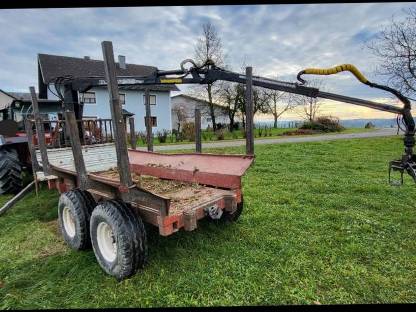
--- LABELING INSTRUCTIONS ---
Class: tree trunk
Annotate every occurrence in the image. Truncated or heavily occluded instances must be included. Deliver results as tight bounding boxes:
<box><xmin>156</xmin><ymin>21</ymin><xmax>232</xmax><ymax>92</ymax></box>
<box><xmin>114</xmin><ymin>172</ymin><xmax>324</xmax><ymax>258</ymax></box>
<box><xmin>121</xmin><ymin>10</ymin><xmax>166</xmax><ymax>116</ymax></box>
<box><xmin>229</xmin><ymin>118</ymin><xmax>234</xmax><ymax>132</ymax></box>
<box><xmin>273</xmin><ymin>113</ymin><xmax>278</xmax><ymax>128</ymax></box>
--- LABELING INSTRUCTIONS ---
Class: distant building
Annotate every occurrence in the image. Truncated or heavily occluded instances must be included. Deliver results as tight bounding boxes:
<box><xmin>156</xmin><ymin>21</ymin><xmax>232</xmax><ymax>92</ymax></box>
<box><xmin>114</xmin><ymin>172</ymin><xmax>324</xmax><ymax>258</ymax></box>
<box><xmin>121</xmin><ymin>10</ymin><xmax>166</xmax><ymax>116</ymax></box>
<box><xmin>0</xmin><ymin>89</ymin><xmax>60</xmax><ymax>126</ymax></box>
<box><xmin>37</xmin><ymin>53</ymin><xmax>179</xmax><ymax>132</ymax></box>
<box><xmin>171</xmin><ymin>94</ymin><xmax>232</xmax><ymax>130</ymax></box>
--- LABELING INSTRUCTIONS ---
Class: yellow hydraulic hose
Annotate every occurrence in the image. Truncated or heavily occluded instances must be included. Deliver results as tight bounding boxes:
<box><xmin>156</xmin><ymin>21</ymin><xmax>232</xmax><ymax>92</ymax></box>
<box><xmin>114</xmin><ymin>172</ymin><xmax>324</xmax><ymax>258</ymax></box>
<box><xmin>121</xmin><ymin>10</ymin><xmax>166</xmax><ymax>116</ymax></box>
<box><xmin>296</xmin><ymin>63</ymin><xmax>411</xmax><ymax>110</ymax></box>
<box><xmin>297</xmin><ymin>64</ymin><xmax>369</xmax><ymax>85</ymax></box>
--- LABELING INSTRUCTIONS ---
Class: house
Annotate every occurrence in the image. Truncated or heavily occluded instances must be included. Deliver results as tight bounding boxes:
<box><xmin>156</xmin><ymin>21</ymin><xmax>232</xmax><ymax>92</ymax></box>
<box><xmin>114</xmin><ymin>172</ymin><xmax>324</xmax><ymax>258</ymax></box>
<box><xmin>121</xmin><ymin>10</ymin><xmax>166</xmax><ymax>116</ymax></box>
<box><xmin>37</xmin><ymin>53</ymin><xmax>179</xmax><ymax>133</ymax></box>
<box><xmin>171</xmin><ymin>94</ymin><xmax>232</xmax><ymax>131</ymax></box>
<box><xmin>0</xmin><ymin>89</ymin><xmax>61</xmax><ymax>127</ymax></box>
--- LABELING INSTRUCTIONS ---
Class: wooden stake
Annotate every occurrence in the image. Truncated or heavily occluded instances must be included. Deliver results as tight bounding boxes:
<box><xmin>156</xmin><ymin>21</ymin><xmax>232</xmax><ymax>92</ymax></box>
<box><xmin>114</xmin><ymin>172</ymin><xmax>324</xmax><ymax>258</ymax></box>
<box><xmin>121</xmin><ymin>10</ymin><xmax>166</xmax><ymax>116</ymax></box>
<box><xmin>102</xmin><ymin>41</ymin><xmax>133</xmax><ymax>190</ymax></box>
<box><xmin>195</xmin><ymin>108</ymin><xmax>201</xmax><ymax>153</ymax></box>
<box><xmin>145</xmin><ymin>88</ymin><xmax>153</xmax><ymax>152</ymax></box>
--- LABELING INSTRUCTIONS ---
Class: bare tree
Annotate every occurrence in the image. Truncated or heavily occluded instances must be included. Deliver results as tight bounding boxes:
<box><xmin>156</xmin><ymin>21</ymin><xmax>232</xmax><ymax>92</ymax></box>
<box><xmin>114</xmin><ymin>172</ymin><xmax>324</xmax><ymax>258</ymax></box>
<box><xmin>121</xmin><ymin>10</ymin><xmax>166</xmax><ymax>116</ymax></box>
<box><xmin>237</xmin><ymin>86</ymin><xmax>272</xmax><ymax>118</ymax></box>
<box><xmin>292</xmin><ymin>79</ymin><xmax>324</xmax><ymax>122</ymax></box>
<box><xmin>264</xmin><ymin>91</ymin><xmax>297</xmax><ymax>128</ymax></box>
<box><xmin>191</xmin><ymin>22</ymin><xmax>225</xmax><ymax>131</ymax></box>
<box><xmin>172</xmin><ymin>106</ymin><xmax>187</xmax><ymax>133</ymax></box>
<box><xmin>219</xmin><ymin>82</ymin><xmax>243</xmax><ymax>131</ymax></box>
<box><xmin>367</xmin><ymin>8</ymin><xmax>416</xmax><ymax>99</ymax></box>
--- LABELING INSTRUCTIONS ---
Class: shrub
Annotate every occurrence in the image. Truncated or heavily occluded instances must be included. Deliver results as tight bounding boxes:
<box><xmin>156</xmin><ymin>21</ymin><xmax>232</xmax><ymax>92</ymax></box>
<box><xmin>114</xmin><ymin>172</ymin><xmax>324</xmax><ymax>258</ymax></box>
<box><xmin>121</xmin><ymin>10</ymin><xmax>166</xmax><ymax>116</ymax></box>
<box><xmin>157</xmin><ymin>130</ymin><xmax>169</xmax><ymax>143</ymax></box>
<box><xmin>282</xmin><ymin>129</ymin><xmax>320</xmax><ymax>136</ymax></box>
<box><xmin>137</xmin><ymin>131</ymin><xmax>147</xmax><ymax>144</ymax></box>
<box><xmin>215</xmin><ymin>129</ymin><xmax>226</xmax><ymax>140</ymax></box>
<box><xmin>182</xmin><ymin>122</ymin><xmax>195</xmax><ymax>141</ymax></box>
<box><xmin>258</xmin><ymin>127</ymin><xmax>263</xmax><ymax>137</ymax></box>
<box><xmin>300</xmin><ymin>116</ymin><xmax>345</xmax><ymax>133</ymax></box>
<box><xmin>365</xmin><ymin>122</ymin><xmax>375</xmax><ymax>129</ymax></box>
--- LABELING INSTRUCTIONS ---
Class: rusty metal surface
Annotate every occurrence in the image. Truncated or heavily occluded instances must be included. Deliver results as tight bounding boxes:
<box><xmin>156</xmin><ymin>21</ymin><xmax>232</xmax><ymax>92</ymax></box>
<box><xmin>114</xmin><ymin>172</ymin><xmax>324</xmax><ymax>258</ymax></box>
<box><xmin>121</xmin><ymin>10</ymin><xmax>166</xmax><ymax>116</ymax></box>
<box><xmin>37</xmin><ymin>143</ymin><xmax>253</xmax><ymax>190</ymax></box>
<box><xmin>128</xmin><ymin>149</ymin><xmax>254</xmax><ymax>189</ymax></box>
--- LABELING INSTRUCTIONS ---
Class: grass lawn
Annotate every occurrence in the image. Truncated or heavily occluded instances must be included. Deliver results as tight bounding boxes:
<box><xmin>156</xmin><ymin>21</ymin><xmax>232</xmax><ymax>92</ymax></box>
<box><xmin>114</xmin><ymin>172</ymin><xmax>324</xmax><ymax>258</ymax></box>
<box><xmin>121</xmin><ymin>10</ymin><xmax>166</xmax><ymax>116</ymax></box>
<box><xmin>135</xmin><ymin>127</ymin><xmax>377</xmax><ymax>147</ymax></box>
<box><xmin>0</xmin><ymin>136</ymin><xmax>415</xmax><ymax>308</ymax></box>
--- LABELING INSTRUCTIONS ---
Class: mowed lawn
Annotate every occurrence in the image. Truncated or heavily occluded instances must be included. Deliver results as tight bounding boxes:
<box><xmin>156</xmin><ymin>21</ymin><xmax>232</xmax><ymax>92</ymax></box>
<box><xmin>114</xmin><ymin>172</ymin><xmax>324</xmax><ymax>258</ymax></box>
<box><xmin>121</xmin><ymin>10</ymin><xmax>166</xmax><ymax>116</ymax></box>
<box><xmin>0</xmin><ymin>136</ymin><xmax>415</xmax><ymax>308</ymax></box>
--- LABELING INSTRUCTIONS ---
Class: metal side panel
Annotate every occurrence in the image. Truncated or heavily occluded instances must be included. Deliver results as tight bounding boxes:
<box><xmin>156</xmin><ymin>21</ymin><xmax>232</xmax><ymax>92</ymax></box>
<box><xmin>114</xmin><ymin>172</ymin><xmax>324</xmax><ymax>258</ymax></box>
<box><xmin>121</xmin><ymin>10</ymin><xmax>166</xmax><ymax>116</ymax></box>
<box><xmin>36</xmin><ymin>143</ymin><xmax>117</xmax><ymax>173</ymax></box>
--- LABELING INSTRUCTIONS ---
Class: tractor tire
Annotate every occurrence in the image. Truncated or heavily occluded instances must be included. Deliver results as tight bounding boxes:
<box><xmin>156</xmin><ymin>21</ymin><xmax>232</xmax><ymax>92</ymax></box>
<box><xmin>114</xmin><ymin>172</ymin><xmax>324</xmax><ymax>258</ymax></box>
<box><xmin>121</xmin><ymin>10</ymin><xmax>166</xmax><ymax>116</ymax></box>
<box><xmin>221</xmin><ymin>195</ymin><xmax>244</xmax><ymax>222</ymax></box>
<box><xmin>90</xmin><ymin>200</ymin><xmax>148</xmax><ymax>281</ymax></box>
<box><xmin>0</xmin><ymin>147</ymin><xmax>22</xmax><ymax>195</ymax></box>
<box><xmin>58</xmin><ymin>189</ymin><xmax>95</xmax><ymax>250</ymax></box>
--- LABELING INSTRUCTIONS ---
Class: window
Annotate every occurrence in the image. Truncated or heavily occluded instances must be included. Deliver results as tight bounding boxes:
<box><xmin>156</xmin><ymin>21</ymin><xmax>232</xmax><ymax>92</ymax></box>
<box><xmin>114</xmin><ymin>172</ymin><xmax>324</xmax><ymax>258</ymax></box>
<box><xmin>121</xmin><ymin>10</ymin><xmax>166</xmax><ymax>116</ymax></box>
<box><xmin>144</xmin><ymin>116</ymin><xmax>157</xmax><ymax>127</ymax></box>
<box><xmin>79</xmin><ymin>91</ymin><xmax>96</xmax><ymax>104</ymax></box>
<box><xmin>119</xmin><ymin>93</ymin><xmax>126</xmax><ymax>106</ymax></box>
<box><xmin>206</xmin><ymin>117</ymin><xmax>212</xmax><ymax>122</ymax></box>
<box><xmin>143</xmin><ymin>94</ymin><xmax>156</xmax><ymax>105</ymax></box>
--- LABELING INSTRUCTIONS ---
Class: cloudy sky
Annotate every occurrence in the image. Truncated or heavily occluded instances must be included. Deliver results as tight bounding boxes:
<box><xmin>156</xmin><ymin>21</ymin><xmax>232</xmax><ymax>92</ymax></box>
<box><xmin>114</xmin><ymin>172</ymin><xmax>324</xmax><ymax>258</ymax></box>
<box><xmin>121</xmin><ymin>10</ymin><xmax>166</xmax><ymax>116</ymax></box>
<box><xmin>0</xmin><ymin>3</ymin><xmax>414</xmax><ymax>120</ymax></box>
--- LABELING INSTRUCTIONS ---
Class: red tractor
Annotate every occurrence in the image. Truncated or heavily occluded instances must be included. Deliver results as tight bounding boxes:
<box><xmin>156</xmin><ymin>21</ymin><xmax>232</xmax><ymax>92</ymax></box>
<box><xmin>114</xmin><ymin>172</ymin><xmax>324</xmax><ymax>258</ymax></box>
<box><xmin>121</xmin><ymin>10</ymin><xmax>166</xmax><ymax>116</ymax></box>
<box><xmin>0</xmin><ymin>110</ymin><xmax>56</xmax><ymax>195</ymax></box>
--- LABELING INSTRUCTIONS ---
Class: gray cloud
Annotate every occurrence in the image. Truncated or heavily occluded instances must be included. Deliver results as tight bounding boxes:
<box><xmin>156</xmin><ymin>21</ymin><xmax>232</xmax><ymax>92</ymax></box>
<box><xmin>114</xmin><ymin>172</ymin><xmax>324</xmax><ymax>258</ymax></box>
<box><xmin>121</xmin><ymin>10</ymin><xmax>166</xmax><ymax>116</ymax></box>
<box><xmin>0</xmin><ymin>3</ymin><xmax>413</xmax><ymax>118</ymax></box>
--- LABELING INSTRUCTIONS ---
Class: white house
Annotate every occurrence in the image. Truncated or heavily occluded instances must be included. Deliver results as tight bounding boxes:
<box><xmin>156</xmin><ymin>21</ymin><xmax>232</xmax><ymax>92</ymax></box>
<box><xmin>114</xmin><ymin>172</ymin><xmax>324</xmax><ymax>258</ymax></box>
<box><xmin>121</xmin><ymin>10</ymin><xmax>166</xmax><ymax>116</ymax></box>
<box><xmin>171</xmin><ymin>94</ymin><xmax>232</xmax><ymax>130</ymax></box>
<box><xmin>38</xmin><ymin>53</ymin><xmax>178</xmax><ymax>133</ymax></box>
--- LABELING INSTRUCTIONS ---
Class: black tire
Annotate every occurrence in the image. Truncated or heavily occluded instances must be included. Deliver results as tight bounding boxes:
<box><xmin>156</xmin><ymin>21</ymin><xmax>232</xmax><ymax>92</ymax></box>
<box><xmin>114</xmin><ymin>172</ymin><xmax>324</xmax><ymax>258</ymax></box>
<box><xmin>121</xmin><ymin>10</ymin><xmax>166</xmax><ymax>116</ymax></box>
<box><xmin>90</xmin><ymin>200</ymin><xmax>148</xmax><ymax>281</ymax></box>
<box><xmin>221</xmin><ymin>195</ymin><xmax>244</xmax><ymax>222</ymax></box>
<box><xmin>0</xmin><ymin>147</ymin><xmax>22</xmax><ymax>195</ymax></box>
<box><xmin>58</xmin><ymin>189</ymin><xmax>95</xmax><ymax>250</ymax></box>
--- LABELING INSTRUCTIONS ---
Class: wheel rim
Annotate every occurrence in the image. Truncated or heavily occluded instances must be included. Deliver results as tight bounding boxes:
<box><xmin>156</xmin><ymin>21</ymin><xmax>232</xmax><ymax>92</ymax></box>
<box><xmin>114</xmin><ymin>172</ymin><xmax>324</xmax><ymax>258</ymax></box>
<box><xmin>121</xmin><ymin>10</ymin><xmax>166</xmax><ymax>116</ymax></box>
<box><xmin>96</xmin><ymin>222</ymin><xmax>117</xmax><ymax>262</ymax></box>
<box><xmin>62</xmin><ymin>206</ymin><xmax>76</xmax><ymax>238</ymax></box>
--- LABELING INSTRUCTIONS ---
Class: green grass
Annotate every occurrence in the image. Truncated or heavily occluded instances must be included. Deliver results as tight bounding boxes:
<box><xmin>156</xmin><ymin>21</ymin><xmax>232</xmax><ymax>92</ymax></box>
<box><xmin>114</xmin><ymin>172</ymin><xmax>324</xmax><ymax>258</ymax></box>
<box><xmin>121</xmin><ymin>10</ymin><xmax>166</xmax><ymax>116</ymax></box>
<box><xmin>1</xmin><ymin>136</ymin><xmax>415</xmax><ymax>308</ymax></box>
<box><xmin>135</xmin><ymin>127</ymin><xmax>377</xmax><ymax>147</ymax></box>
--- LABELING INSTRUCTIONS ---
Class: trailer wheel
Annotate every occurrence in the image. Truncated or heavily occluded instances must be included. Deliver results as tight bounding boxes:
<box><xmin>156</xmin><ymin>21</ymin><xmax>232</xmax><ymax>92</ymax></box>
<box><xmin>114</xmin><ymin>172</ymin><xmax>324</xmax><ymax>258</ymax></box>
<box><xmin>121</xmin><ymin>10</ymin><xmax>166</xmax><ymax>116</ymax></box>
<box><xmin>58</xmin><ymin>189</ymin><xmax>94</xmax><ymax>250</ymax></box>
<box><xmin>0</xmin><ymin>147</ymin><xmax>22</xmax><ymax>195</ymax></box>
<box><xmin>90</xmin><ymin>200</ymin><xmax>148</xmax><ymax>280</ymax></box>
<box><xmin>222</xmin><ymin>195</ymin><xmax>244</xmax><ymax>222</ymax></box>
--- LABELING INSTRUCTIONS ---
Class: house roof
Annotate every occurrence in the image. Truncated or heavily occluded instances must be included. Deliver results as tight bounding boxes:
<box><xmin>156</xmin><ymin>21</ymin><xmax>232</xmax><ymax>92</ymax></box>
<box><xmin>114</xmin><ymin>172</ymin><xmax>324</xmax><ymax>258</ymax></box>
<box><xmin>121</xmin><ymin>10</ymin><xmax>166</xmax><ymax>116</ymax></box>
<box><xmin>0</xmin><ymin>89</ymin><xmax>59</xmax><ymax>111</ymax></box>
<box><xmin>122</xmin><ymin>109</ymin><xmax>134</xmax><ymax>116</ymax></box>
<box><xmin>38</xmin><ymin>53</ymin><xmax>178</xmax><ymax>92</ymax></box>
<box><xmin>171</xmin><ymin>94</ymin><xmax>229</xmax><ymax>111</ymax></box>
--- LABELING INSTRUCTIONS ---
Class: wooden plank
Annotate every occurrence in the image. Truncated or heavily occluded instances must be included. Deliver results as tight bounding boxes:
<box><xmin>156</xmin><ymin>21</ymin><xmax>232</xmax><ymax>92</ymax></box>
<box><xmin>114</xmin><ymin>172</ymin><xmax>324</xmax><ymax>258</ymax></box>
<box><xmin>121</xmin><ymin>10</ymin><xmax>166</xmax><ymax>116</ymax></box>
<box><xmin>30</xmin><ymin>86</ymin><xmax>50</xmax><ymax>174</ymax></box>
<box><xmin>101</xmin><ymin>40</ymin><xmax>133</xmax><ymax>191</ymax></box>
<box><xmin>145</xmin><ymin>88</ymin><xmax>153</xmax><ymax>152</ymax></box>
<box><xmin>195</xmin><ymin>108</ymin><xmax>201</xmax><ymax>153</ymax></box>
<box><xmin>64</xmin><ymin>109</ymin><xmax>89</xmax><ymax>189</ymax></box>
<box><xmin>245</xmin><ymin>66</ymin><xmax>254</xmax><ymax>155</ymax></box>
<box><xmin>24</xmin><ymin>118</ymin><xmax>40</xmax><ymax>171</ymax></box>
<box><xmin>24</xmin><ymin>118</ymin><xmax>40</xmax><ymax>195</ymax></box>
<box><xmin>0</xmin><ymin>181</ymin><xmax>35</xmax><ymax>216</ymax></box>
<box><xmin>129</xmin><ymin>117</ymin><xmax>137</xmax><ymax>150</ymax></box>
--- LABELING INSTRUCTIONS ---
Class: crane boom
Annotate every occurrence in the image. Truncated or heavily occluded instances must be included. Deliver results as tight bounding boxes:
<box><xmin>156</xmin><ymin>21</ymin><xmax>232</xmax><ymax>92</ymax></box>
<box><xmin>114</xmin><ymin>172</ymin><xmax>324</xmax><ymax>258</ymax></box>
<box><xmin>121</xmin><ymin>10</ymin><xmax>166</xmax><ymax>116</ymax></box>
<box><xmin>56</xmin><ymin>59</ymin><xmax>415</xmax><ymax>184</ymax></box>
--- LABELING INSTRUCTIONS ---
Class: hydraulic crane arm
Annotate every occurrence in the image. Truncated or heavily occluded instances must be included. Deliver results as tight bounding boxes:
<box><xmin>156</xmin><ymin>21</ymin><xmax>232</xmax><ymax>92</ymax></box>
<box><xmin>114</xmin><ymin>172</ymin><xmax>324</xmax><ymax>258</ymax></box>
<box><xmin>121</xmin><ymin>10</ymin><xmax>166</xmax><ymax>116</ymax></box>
<box><xmin>58</xmin><ymin>59</ymin><xmax>415</xmax><ymax>184</ymax></box>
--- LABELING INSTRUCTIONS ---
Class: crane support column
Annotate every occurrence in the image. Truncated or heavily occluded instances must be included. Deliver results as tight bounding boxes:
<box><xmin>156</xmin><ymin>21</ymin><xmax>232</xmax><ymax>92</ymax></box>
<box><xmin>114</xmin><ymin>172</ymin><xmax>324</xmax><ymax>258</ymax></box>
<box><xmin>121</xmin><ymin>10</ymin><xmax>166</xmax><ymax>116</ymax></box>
<box><xmin>245</xmin><ymin>66</ymin><xmax>254</xmax><ymax>156</ymax></box>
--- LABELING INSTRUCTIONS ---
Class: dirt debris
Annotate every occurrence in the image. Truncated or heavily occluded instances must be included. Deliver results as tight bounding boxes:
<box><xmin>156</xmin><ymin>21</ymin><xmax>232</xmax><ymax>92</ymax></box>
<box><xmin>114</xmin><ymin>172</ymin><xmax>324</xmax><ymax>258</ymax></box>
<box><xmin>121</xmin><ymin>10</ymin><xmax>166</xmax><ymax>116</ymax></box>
<box><xmin>99</xmin><ymin>167</ymin><xmax>203</xmax><ymax>196</ymax></box>
<box><xmin>145</xmin><ymin>163</ymin><xmax>172</xmax><ymax>169</ymax></box>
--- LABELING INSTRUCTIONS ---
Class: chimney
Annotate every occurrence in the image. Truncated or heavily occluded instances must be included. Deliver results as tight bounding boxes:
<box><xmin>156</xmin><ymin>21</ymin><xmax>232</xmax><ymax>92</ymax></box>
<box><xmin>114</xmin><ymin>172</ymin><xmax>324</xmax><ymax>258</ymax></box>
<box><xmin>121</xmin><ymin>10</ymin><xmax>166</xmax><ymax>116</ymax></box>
<box><xmin>118</xmin><ymin>55</ymin><xmax>126</xmax><ymax>69</ymax></box>
<box><xmin>84</xmin><ymin>56</ymin><xmax>90</xmax><ymax>60</ymax></box>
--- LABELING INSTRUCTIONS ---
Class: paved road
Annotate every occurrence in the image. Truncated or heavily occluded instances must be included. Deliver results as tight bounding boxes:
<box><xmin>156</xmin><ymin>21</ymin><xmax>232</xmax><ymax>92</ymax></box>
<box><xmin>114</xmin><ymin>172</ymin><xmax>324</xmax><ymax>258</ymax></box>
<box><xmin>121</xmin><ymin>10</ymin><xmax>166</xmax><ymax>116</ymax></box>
<box><xmin>138</xmin><ymin>128</ymin><xmax>399</xmax><ymax>152</ymax></box>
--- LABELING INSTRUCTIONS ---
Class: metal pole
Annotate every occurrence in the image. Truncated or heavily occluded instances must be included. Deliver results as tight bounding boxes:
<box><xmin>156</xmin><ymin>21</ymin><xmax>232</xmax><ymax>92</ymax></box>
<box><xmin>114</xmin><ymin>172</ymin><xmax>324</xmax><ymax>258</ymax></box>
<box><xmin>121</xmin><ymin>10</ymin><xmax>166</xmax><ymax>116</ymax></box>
<box><xmin>245</xmin><ymin>67</ymin><xmax>254</xmax><ymax>155</ymax></box>
<box><xmin>195</xmin><ymin>108</ymin><xmax>201</xmax><ymax>153</ymax></box>
<box><xmin>145</xmin><ymin>88</ymin><xmax>153</xmax><ymax>152</ymax></box>
<box><xmin>102</xmin><ymin>41</ymin><xmax>133</xmax><ymax>191</ymax></box>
